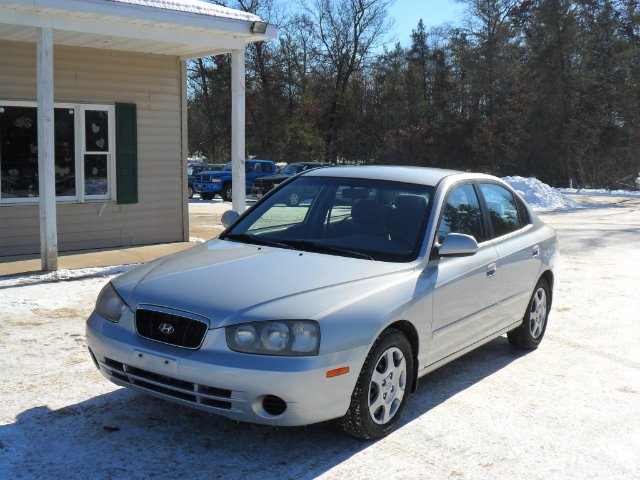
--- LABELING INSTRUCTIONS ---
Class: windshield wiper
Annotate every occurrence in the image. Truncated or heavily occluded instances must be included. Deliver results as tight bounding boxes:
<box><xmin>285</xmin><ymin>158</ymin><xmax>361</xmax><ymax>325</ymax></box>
<box><xmin>282</xmin><ymin>240</ymin><xmax>374</xmax><ymax>260</ymax></box>
<box><xmin>224</xmin><ymin>233</ymin><xmax>295</xmax><ymax>250</ymax></box>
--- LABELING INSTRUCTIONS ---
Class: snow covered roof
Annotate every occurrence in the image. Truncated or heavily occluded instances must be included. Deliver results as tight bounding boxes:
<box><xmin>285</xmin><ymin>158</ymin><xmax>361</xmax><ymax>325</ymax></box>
<box><xmin>109</xmin><ymin>0</ymin><xmax>260</xmax><ymax>22</ymax></box>
<box><xmin>0</xmin><ymin>0</ymin><xmax>275</xmax><ymax>58</ymax></box>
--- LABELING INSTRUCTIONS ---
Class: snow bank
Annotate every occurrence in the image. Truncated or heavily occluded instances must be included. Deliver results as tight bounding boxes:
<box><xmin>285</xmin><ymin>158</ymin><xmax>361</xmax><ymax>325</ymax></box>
<box><xmin>0</xmin><ymin>264</ymin><xmax>136</xmax><ymax>288</ymax></box>
<box><xmin>502</xmin><ymin>176</ymin><xmax>580</xmax><ymax>210</ymax></box>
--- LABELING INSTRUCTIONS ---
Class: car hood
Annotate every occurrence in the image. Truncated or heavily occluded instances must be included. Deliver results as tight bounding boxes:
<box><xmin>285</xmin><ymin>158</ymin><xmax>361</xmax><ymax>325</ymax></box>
<box><xmin>112</xmin><ymin>239</ymin><xmax>416</xmax><ymax>328</ymax></box>
<box><xmin>198</xmin><ymin>170</ymin><xmax>230</xmax><ymax>177</ymax></box>
<box><xmin>256</xmin><ymin>174</ymin><xmax>290</xmax><ymax>182</ymax></box>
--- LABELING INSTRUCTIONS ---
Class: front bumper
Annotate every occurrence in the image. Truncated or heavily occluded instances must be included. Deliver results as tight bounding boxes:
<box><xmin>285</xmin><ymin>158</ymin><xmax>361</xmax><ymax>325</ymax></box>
<box><xmin>193</xmin><ymin>181</ymin><xmax>222</xmax><ymax>194</ymax></box>
<box><xmin>86</xmin><ymin>311</ymin><xmax>367</xmax><ymax>426</ymax></box>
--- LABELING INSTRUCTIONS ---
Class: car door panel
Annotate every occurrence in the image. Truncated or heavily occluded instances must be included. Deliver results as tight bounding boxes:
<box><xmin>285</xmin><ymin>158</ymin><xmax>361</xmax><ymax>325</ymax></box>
<box><xmin>426</xmin><ymin>244</ymin><xmax>501</xmax><ymax>363</ymax></box>
<box><xmin>478</xmin><ymin>183</ymin><xmax>542</xmax><ymax>328</ymax></box>
<box><xmin>426</xmin><ymin>182</ymin><xmax>503</xmax><ymax>364</ymax></box>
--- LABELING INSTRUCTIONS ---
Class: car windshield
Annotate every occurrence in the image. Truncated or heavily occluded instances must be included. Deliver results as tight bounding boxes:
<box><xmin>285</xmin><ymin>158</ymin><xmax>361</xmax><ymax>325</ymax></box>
<box><xmin>224</xmin><ymin>162</ymin><xmax>233</xmax><ymax>171</ymax></box>
<box><xmin>224</xmin><ymin>176</ymin><xmax>434</xmax><ymax>262</ymax></box>
<box><xmin>281</xmin><ymin>164</ymin><xmax>305</xmax><ymax>175</ymax></box>
<box><xmin>187</xmin><ymin>166</ymin><xmax>201</xmax><ymax>176</ymax></box>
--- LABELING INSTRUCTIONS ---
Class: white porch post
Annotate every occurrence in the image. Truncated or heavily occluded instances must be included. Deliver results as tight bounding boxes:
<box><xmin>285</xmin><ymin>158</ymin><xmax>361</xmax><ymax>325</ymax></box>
<box><xmin>231</xmin><ymin>48</ymin><xmax>246</xmax><ymax>213</ymax></box>
<box><xmin>37</xmin><ymin>27</ymin><xmax>58</xmax><ymax>271</ymax></box>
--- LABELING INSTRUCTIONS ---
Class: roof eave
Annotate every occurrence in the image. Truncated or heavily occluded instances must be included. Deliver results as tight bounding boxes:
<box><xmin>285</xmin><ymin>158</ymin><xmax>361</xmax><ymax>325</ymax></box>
<box><xmin>0</xmin><ymin>0</ymin><xmax>276</xmax><ymax>57</ymax></box>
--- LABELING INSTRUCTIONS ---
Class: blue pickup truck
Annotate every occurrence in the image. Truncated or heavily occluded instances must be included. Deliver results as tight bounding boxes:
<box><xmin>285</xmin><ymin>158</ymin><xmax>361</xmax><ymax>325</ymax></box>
<box><xmin>193</xmin><ymin>159</ymin><xmax>276</xmax><ymax>201</ymax></box>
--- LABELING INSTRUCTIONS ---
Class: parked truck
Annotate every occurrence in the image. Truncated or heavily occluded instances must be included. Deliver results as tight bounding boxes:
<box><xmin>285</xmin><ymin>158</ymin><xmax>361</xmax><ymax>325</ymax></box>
<box><xmin>193</xmin><ymin>160</ymin><xmax>276</xmax><ymax>201</ymax></box>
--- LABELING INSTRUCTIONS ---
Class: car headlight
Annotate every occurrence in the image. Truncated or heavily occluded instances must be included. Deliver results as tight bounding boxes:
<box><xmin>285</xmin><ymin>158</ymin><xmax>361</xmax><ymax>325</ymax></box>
<box><xmin>211</xmin><ymin>179</ymin><xmax>222</xmax><ymax>183</ymax></box>
<box><xmin>95</xmin><ymin>282</ymin><xmax>129</xmax><ymax>323</ymax></box>
<box><xmin>226</xmin><ymin>320</ymin><xmax>320</xmax><ymax>356</ymax></box>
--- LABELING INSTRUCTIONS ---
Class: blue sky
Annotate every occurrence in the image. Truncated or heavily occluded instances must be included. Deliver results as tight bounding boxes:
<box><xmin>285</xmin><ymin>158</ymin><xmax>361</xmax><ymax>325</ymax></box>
<box><xmin>386</xmin><ymin>0</ymin><xmax>465</xmax><ymax>46</ymax></box>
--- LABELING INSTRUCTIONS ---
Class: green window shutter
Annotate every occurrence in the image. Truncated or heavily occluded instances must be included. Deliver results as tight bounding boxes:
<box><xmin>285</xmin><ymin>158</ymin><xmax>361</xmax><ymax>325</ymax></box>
<box><xmin>115</xmin><ymin>103</ymin><xmax>138</xmax><ymax>204</ymax></box>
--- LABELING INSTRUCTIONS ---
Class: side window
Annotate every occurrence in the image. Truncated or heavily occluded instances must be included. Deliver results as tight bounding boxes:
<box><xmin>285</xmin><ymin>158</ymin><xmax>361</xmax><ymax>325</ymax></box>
<box><xmin>260</xmin><ymin>162</ymin><xmax>272</xmax><ymax>173</ymax></box>
<box><xmin>479</xmin><ymin>183</ymin><xmax>522</xmax><ymax>237</ymax></box>
<box><xmin>437</xmin><ymin>184</ymin><xmax>484</xmax><ymax>243</ymax></box>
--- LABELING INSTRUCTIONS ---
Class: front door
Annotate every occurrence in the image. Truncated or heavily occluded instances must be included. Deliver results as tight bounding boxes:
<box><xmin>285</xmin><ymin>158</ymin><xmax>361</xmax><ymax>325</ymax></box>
<box><xmin>426</xmin><ymin>183</ymin><xmax>501</xmax><ymax>363</ymax></box>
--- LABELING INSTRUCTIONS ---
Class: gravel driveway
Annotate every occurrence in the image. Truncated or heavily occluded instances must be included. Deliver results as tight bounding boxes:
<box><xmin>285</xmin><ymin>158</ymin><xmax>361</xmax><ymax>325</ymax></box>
<box><xmin>1</xmin><ymin>198</ymin><xmax>638</xmax><ymax>480</ymax></box>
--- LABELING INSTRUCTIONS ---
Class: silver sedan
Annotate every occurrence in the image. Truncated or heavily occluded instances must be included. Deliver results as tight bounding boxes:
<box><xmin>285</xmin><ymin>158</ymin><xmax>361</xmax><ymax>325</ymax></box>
<box><xmin>86</xmin><ymin>166</ymin><xmax>557</xmax><ymax>439</ymax></box>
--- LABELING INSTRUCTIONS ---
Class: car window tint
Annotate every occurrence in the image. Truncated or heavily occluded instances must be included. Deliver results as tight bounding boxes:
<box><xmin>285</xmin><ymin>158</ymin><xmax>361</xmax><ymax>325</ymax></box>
<box><xmin>437</xmin><ymin>184</ymin><xmax>484</xmax><ymax>243</ymax></box>
<box><xmin>479</xmin><ymin>183</ymin><xmax>522</xmax><ymax>237</ymax></box>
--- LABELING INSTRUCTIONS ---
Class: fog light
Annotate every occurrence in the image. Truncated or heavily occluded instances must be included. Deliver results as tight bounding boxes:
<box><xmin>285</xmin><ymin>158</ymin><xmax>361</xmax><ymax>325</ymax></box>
<box><xmin>262</xmin><ymin>395</ymin><xmax>287</xmax><ymax>416</ymax></box>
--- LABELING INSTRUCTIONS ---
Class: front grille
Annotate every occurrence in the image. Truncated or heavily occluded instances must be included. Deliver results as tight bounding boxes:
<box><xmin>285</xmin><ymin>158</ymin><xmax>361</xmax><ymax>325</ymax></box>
<box><xmin>101</xmin><ymin>357</ymin><xmax>233</xmax><ymax>410</ymax></box>
<box><xmin>196</xmin><ymin>174</ymin><xmax>212</xmax><ymax>182</ymax></box>
<box><xmin>135</xmin><ymin>307</ymin><xmax>208</xmax><ymax>349</ymax></box>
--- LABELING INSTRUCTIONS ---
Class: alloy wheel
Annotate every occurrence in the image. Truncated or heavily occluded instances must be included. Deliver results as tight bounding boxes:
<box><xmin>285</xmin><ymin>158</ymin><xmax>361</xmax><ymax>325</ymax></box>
<box><xmin>368</xmin><ymin>347</ymin><xmax>407</xmax><ymax>425</ymax></box>
<box><xmin>529</xmin><ymin>287</ymin><xmax>547</xmax><ymax>339</ymax></box>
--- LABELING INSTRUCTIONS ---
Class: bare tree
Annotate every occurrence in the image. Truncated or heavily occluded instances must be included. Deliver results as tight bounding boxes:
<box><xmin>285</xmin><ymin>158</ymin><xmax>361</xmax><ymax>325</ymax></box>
<box><xmin>304</xmin><ymin>0</ymin><xmax>393</xmax><ymax>160</ymax></box>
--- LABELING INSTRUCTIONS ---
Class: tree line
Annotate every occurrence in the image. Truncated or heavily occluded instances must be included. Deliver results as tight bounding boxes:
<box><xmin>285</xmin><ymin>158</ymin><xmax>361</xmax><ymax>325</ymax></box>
<box><xmin>188</xmin><ymin>0</ymin><xmax>640</xmax><ymax>188</ymax></box>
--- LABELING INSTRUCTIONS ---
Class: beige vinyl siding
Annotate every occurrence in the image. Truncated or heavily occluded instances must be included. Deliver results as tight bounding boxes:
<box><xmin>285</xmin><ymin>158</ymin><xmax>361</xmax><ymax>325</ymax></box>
<box><xmin>0</xmin><ymin>40</ymin><xmax>186</xmax><ymax>256</ymax></box>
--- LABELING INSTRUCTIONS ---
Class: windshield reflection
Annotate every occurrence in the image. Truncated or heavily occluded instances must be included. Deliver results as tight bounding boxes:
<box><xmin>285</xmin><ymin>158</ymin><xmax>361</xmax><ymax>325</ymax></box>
<box><xmin>224</xmin><ymin>177</ymin><xmax>434</xmax><ymax>262</ymax></box>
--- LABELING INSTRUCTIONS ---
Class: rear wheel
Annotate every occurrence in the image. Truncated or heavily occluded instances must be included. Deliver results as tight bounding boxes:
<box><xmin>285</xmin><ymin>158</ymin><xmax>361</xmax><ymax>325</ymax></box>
<box><xmin>188</xmin><ymin>186</ymin><xmax>194</xmax><ymax>199</ymax></box>
<box><xmin>221</xmin><ymin>184</ymin><xmax>232</xmax><ymax>202</ymax></box>
<box><xmin>508</xmin><ymin>278</ymin><xmax>550</xmax><ymax>350</ymax></box>
<box><xmin>338</xmin><ymin>329</ymin><xmax>413</xmax><ymax>439</ymax></box>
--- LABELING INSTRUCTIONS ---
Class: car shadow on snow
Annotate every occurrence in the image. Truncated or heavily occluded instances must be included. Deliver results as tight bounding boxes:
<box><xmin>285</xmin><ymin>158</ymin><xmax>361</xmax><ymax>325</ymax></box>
<box><xmin>1</xmin><ymin>337</ymin><xmax>527</xmax><ymax>480</ymax></box>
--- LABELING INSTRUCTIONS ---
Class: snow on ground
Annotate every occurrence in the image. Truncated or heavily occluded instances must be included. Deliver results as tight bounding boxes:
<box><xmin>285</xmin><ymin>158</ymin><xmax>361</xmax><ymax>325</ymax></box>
<box><xmin>558</xmin><ymin>187</ymin><xmax>640</xmax><ymax>197</ymax></box>
<box><xmin>0</xmin><ymin>265</ymin><xmax>136</xmax><ymax>288</ymax></box>
<box><xmin>502</xmin><ymin>176</ymin><xmax>581</xmax><ymax>210</ymax></box>
<box><xmin>1</xmin><ymin>197</ymin><xmax>639</xmax><ymax>480</ymax></box>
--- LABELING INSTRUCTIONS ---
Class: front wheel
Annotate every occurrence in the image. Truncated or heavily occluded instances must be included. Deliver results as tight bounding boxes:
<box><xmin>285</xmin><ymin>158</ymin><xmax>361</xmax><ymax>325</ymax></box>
<box><xmin>221</xmin><ymin>184</ymin><xmax>232</xmax><ymax>202</ymax></box>
<box><xmin>507</xmin><ymin>278</ymin><xmax>550</xmax><ymax>350</ymax></box>
<box><xmin>188</xmin><ymin>186</ymin><xmax>194</xmax><ymax>199</ymax></box>
<box><xmin>338</xmin><ymin>329</ymin><xmax>413</xmax><ymax>439</ymax></box>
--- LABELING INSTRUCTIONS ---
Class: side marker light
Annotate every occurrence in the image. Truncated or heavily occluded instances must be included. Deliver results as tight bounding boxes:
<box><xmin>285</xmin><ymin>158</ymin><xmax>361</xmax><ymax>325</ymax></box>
<box><xmin>326</xmin><ymin>367</ymin><xmax>350</xmax><ymax>378</ymax></box>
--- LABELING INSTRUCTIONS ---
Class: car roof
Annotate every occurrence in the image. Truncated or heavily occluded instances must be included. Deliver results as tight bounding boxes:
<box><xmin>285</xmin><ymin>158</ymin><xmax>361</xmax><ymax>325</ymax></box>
<box><xmin>301</xmin><ymin>165</ymin><xmax>463</xmax><ymax>186</ymax></box>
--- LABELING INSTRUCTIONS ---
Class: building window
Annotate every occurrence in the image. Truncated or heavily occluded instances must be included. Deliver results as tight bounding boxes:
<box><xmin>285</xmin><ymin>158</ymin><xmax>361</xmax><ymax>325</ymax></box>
<box><xmin>83</xmin><ymin>108</ymin><xmax>112</xmax><ymax>198</ymax></box>
<box><xmin>0</xmin><ymin>101</ymin><xmax>115</xmax><ymax>204</ymax></box>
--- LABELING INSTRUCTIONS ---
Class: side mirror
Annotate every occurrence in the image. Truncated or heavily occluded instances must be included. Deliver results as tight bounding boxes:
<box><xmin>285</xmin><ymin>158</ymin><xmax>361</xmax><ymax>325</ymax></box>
<box><xmin>437</xmin><ymin>233</ymin><xmax>479</xmax><ymax>258</ymax></box>
<box><xmin>221</xmin><ymin>210</ymin><xmax>240</xmax><ymax>228</ymax></box>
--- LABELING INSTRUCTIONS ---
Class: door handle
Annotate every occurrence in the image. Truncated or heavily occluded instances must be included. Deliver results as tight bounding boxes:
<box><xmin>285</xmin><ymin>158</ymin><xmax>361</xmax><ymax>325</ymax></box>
<box><xmin>532</xmin><ymin>245</ymin><xmax>540</xmax><ymax>257</ymax></box>
<box><xmin>486</xmin><ymin>263</ymin><xmax>497</xmax><ymax>278</ymax></box>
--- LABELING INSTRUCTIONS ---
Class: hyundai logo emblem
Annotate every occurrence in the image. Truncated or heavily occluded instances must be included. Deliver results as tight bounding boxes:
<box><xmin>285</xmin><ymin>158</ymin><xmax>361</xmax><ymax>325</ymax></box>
<box><xmin>158</xmin><ymin>323</ymin><xmax>175</xmax><ymax>335</ymax></box>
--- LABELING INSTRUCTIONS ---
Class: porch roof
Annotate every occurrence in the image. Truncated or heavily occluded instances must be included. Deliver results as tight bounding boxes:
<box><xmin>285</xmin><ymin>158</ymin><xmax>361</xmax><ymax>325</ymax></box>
<box><xmin>0</xmin><ymin>0</ymin><xmax>275</xmax><ymax>58</ymax></box>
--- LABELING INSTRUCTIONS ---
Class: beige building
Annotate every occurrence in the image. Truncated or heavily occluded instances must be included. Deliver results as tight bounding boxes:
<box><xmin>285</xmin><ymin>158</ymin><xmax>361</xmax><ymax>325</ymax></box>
<box><xmin>0</xmin><ymin>0</ymin><xmax>274</xmax><ymax>267</ymax></box>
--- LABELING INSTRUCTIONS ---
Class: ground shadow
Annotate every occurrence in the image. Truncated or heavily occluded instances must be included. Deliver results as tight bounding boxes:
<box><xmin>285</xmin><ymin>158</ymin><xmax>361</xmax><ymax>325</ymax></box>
<box><xmin>0</xmin><ymin>337</ymin><xmax>526</xmax><ymax>480</ymax></box>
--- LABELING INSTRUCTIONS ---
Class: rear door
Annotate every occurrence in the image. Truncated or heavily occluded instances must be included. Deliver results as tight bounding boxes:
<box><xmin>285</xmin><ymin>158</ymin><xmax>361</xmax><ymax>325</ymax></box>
<box><xmin>427</xmin><ymin>182</ymin><xmax>501</xmax><ymax>363</ymax></box>
<box><xmin>477</xmin><ymin>182</ymin><xmax>541</xmax><ymax>327</ymax></box>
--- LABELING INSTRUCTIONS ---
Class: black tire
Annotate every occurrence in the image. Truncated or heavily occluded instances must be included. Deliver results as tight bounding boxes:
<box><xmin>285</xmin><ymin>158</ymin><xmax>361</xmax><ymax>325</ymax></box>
<box><xmin>507</xmin><ymin>278</ymin><xmax>550</xmax><ymax>350</ymax></box>
<box><xmin>201</xmin><ymin>193</ymin><xmax>212</xmax><ymax>200</ymax></box>
<box><xmin>221</xmin><ymin>184</ymin><xmax>232</xmax><ymax>202</ymax></box>
<box><xmin>338</xmin><ymin>329</ymin><xmax>414</xmax><ymax>440</ymax></box>
<box><xmin>188</xmin><ymin>186</ymin><xmax>194</xmax><ymax>199</ymax></box>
